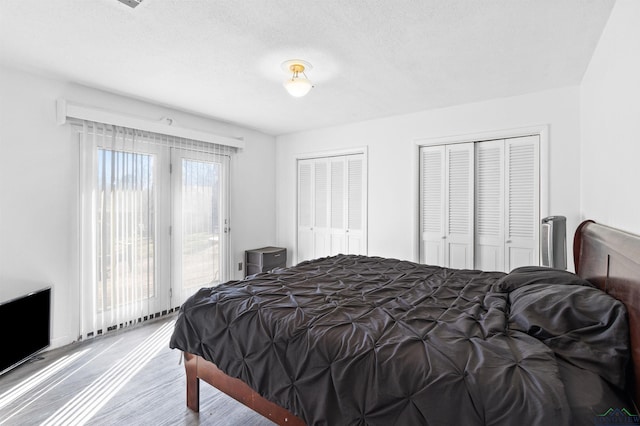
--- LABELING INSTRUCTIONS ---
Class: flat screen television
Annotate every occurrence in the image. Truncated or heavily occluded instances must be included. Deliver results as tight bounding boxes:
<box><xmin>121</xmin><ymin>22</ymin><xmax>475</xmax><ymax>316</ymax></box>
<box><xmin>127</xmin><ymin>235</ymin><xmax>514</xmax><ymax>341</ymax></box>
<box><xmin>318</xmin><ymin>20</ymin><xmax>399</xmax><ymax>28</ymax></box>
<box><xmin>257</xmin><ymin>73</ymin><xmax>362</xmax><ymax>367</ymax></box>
<box><xmin>0</xmin><ymin>287</ymin><xmax>51</xmax><ymax>376</ymax></box>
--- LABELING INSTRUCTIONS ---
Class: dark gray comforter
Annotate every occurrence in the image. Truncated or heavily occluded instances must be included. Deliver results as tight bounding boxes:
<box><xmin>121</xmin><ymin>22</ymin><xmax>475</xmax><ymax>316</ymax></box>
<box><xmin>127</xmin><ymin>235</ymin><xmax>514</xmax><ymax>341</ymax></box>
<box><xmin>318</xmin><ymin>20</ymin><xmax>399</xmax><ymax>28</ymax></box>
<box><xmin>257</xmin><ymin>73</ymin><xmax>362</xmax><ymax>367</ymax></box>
<box><xmin>169</xmin><ymin>255</ymin><xmax>632</xmax><ymax>425</ymax></box>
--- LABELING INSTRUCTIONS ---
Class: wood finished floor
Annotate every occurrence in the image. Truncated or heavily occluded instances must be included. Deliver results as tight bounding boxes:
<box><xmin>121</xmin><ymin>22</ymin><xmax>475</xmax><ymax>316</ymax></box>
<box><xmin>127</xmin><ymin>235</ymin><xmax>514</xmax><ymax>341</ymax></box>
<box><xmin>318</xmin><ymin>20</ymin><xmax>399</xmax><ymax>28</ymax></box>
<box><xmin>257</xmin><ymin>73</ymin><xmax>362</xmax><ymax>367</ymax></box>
<box><xmin>0</xmin><ymin>314</ymin><xmax>276</xmax><ymax>426</ymax></box>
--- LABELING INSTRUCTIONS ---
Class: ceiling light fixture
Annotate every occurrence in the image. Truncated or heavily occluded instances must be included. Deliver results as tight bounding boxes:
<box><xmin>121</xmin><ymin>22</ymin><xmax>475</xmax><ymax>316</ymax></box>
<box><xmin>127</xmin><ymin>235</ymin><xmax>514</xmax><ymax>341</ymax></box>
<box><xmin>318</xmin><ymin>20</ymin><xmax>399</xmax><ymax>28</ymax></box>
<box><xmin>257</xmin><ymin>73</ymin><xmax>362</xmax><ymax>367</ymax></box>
<box><xmin>282</xmin><ymin>60</ymin><xmax>313</xmax><ymax>98</ymax></box>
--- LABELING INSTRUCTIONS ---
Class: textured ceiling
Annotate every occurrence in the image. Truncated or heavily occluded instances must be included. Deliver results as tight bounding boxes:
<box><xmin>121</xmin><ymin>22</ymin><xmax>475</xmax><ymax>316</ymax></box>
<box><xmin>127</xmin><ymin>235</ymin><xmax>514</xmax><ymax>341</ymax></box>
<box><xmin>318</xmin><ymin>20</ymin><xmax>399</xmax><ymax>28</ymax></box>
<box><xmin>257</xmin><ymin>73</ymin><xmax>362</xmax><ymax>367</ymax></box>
<box><xmin>0</xmin><ymin>0</ymin><xmax>615</xmax><ymax>135</ymax></box>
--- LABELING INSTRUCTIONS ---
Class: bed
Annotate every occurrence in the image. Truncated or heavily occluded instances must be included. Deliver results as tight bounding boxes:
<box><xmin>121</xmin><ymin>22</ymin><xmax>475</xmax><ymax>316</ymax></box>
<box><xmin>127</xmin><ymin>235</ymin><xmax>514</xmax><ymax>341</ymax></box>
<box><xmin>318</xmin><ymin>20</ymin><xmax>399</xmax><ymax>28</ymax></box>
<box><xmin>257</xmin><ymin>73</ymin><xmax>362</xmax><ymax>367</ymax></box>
<box><xmin>170</xmin><ymin>220</ymin><xmax>639</xmax><ymax>425</ymax></box>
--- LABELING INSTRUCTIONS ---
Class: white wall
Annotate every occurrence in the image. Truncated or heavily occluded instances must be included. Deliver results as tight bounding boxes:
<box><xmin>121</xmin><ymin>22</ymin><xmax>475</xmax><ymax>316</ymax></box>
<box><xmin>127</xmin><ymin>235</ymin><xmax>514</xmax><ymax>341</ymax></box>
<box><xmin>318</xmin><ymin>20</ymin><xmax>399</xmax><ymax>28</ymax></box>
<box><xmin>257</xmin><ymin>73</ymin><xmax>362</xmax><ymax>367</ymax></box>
<box><xmin>0</xmin><ymin>65</ymin><xmax>276</xmax><ymax>349</ymax></box>
<box><xmin>9</xmin><ymin>0</ymin><xmax>634</xmax><ymax>350</ymax></box>
<box><xmin>276</xmin><ymin>87</ymin><xmax>582</xmax><ymax>267</ymax></box>
<box><xmin>580</xmin><ymin>0</ymin><xmax>640</xmax><ymax>235</ymax></box>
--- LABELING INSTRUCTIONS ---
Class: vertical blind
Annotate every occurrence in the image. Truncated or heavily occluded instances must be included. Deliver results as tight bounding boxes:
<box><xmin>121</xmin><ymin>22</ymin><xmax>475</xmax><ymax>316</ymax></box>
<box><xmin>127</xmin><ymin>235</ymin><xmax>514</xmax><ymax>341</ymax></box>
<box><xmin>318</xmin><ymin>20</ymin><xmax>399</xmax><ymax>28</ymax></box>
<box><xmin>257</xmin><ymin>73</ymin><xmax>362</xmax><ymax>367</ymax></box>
<box><xmin>77</xmin><ymin>120</ymin><xmax>234</xmax><ymax>340</ymax></box>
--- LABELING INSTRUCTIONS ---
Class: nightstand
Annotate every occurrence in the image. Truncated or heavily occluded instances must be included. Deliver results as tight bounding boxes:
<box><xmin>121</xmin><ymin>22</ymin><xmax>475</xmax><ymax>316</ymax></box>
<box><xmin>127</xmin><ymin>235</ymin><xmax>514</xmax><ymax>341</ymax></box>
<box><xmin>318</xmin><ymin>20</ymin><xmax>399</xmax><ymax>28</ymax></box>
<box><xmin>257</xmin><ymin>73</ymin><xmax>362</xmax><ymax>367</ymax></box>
<box><xmin>245</xmin><ymin>246</ymin><xmax>287</xmax><ymax>276</ymax></box>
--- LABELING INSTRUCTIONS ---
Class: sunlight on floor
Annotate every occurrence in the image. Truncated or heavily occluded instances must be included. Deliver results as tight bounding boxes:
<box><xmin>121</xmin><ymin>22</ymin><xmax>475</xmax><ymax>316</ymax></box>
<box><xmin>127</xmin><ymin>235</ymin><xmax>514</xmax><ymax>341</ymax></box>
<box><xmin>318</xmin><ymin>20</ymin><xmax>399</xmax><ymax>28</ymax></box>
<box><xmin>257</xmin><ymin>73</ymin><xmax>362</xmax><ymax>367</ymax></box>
<box><xmin>40</xmin><ymin>320</ymin><xmax>175</xmax><ymax>426</ymax></box>
<box><xmin>0</xmin><ymin>319</ymin><xmax>177</xmax><ymax>426</ymax></box>
<box><xmin>0</xmin><ymin>348</ymin><xmax>92</xmax><ymax>420</ymax></box>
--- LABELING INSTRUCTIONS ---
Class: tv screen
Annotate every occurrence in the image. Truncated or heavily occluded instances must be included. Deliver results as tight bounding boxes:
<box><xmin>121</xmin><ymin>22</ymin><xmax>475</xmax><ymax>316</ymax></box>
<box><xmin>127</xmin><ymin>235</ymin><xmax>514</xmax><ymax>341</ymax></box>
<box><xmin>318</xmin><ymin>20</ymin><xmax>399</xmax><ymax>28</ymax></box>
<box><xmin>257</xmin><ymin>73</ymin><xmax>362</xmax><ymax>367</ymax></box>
<box><xmin>0</xmin><ymin>287</ymin><xmax>51</xmax><ymax>375</ymax></box>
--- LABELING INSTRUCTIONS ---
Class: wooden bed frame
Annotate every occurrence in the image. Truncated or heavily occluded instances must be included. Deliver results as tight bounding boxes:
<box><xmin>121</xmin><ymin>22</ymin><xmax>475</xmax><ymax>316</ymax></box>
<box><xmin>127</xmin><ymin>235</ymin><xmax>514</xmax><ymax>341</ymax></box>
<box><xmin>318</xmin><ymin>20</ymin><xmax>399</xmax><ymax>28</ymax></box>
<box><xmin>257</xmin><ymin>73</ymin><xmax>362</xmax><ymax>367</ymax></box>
<box><xmin>573</xmin><ymin>220</ymin><xmax>640</xmax><ymax>409</ymax></box>
<box><xmin>183</xmin><ymin>351</ymin><xmax>305</xmax><ymax>425</ymax></box>
<box><xmin>183</xmin><ymin>220</ymin><xmax>640</xmax><ymax>423</ymax></box>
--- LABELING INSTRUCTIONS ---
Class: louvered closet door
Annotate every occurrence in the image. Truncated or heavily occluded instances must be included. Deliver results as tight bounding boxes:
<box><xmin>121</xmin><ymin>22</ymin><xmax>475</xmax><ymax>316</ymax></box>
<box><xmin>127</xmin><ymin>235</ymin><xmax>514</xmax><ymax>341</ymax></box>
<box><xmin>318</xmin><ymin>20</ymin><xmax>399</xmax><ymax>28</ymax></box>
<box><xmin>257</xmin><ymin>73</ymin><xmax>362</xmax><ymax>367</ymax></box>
<box><xmin>327</xmin><ymin>154</ymin><xmax>366</xmax><ymax>256</ymax></box>
<box><xmin>420</xmin><ymin>143</ymin><xmax>475</xmax><ymax>268</ymax></box>
<box><xmin>346</xmin><ymin>155</ymin><xmax>365</xmax><ymax>255</ymax></box>
<box><xmin>505</xmin><ymin>135</ymin><xmax>539</xmax><ymax>270</ymax></box>
<box><xmin>421</xmin><ymin>136</ymin><xmax>539</xmax><ymax>271</ymax></box>
<box><xmin>329</xmin><ymin>158</ymin><xmax>346</xmax><ymax>255</ymax></box>
<box><xmin>444</xmin><ymin>143</ymin><xmax>475</xmax><ymax>269</ymax></box>
<box><xmin>475</xmin><ymin>140</ymin><xmax>505</xmax><ymax>271</ymax></box>
<box><xmin>313</xmin><ymin>160</ymin><xmax>330</xmax><ymax>257</ymax></box>
<box><xmin>297</xmin><ymin>160</ymin><xmax>314</xmax><ymax>262</ymax></box>
<box><xmin>420</xmin><ymin>146</ymin><xmax>445</xmax><ymax>265</ymax></box>
<box><xmin>297</xmin><ymin>153</ymin><xmax>367</xmax><ymax>262</ymax></box>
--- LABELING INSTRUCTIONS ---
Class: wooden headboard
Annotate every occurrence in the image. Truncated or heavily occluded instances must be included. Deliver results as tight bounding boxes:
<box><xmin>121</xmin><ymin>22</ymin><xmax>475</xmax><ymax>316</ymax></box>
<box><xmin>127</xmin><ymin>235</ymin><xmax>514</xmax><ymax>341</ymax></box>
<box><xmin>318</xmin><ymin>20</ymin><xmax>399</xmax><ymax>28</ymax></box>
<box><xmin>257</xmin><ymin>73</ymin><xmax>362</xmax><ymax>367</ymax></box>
<box><xmin>573</xmin><ymin>220</ymin><xmax>640</xmax><ymax>409</ymax></box>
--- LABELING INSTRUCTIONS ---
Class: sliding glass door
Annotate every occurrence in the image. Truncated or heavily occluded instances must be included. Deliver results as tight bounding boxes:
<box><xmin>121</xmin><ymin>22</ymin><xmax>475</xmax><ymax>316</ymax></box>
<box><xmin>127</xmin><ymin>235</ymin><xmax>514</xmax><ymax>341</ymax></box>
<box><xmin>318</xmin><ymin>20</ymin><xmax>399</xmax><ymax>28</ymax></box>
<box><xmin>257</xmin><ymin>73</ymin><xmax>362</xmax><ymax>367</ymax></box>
<box><xmin>79</xmin><ymin>123</ymin><xmax>230</xmax><ymax>338</ymax></box>
<box><xmin>171</xmin><ymin>149</ymin><xmax>229</xmax><ymax>303</ymax></box>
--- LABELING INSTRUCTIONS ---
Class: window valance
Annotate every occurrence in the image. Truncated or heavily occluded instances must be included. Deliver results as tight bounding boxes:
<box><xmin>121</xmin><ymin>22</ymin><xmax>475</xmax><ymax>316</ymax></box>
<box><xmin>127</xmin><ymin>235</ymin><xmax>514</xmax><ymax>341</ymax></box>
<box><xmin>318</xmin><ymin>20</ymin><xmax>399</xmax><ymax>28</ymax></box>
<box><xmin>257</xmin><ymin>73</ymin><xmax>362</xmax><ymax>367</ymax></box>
<box><xmin>56</xmin><ymin>99</ymin><xmax>245</xmax><ymax>150</ymax></box>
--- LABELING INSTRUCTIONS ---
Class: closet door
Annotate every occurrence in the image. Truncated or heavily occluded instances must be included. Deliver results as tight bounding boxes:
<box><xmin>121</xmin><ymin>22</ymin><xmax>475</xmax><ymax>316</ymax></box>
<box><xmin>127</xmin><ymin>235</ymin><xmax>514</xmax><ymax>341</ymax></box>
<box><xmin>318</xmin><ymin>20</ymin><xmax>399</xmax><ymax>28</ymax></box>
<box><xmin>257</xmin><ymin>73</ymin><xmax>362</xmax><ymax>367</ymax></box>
<box><xmin>346</xmin><ymin>155</ymin><xmax>365</xmax><ymax>255</ymax></box>
<box><xmin>297</xmin><ymin>153</ymin><xmax>367</xmax><ymax>262</ymax></box>
<box><xmin>444</xmin><ymin>143</ymin><xmax>475</xmax><ymax>269</ymax></box>
<box><xmin>475</xmin><ymin>140</ymin><xmax>505</xmax><ymax>271</ymax></box>
<box><xmin>297</xmin><ymin>160</ymin><xmax>314</xmax><ymax>262</ymax></box>
<box><xmin>420</xmin><ymin>146</ymin><xmax>445</xmax><ymax>265</ymax></box>
<box><xmin>313</xmin><ymin>160</ymin><xmax>330</xmax><ymax>257</ymax></box>
<box><xmin>420</xmin><ymin>143</ymin><xmax>474</xmax><ymax>268</ymax></box>
<box><xmin>421</xmin><ymin>136</ymin><xmax>539</xmax><ymax>272</ymax></box>
<box><xmin>505</xmin><ymin>135</ymin><xmax>540</xmax><ymax>270</ymax></box>
<box><xmin>474</xmin><ymin>136</ymin><xmax>540</xmax><ymax>271</ymax></box>
<box><xmin>329</xmin><ymin>157</ymin><xmax>346</xmax><ymax>255</ymax></box>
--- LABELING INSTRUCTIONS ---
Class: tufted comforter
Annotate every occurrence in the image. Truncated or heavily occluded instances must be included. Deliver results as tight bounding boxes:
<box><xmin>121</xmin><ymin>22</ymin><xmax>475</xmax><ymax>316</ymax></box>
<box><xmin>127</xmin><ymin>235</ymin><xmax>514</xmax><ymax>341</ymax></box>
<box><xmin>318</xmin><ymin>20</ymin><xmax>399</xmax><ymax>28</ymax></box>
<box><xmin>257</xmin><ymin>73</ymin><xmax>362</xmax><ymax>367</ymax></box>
<box><xmin>169</xmin><ymin>255</ymin><xmax>631</xmax><ymax>425</ymax></box>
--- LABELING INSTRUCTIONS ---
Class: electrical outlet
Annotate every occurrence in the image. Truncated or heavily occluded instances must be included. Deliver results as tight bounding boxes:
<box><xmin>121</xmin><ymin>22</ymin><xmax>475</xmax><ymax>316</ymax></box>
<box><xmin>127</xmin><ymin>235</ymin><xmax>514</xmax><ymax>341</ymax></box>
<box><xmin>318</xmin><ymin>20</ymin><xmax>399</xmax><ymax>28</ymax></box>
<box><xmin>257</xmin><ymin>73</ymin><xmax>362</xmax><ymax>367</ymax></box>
<box><xmin>238</xmin><ymin>262</ymin><xmax>243</xmax><ymax>271</ymax></box>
